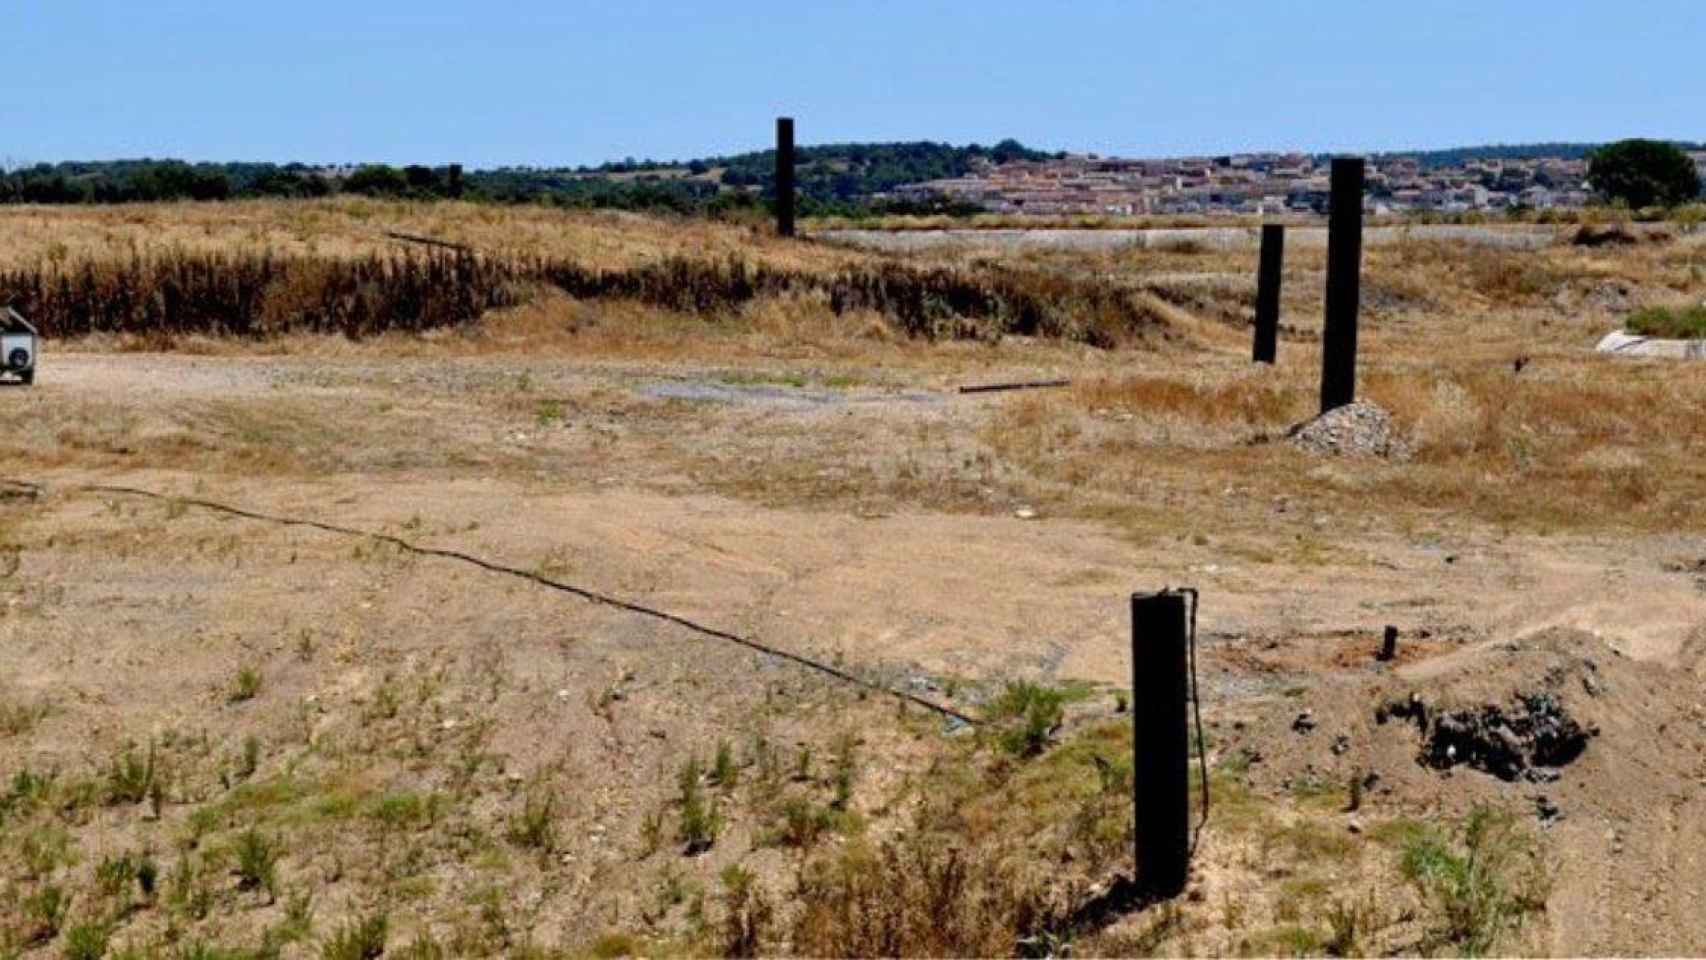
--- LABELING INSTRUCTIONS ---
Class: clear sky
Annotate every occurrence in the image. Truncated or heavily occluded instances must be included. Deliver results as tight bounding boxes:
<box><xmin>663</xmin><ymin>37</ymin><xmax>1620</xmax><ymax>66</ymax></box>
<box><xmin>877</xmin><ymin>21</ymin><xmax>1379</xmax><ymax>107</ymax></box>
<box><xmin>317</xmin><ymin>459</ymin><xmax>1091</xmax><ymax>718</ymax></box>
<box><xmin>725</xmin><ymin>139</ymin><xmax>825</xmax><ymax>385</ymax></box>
<box><xmin>5</xmin><ymin>0</ymin><xmax>1703</xmax><ymax>168</ymax></box>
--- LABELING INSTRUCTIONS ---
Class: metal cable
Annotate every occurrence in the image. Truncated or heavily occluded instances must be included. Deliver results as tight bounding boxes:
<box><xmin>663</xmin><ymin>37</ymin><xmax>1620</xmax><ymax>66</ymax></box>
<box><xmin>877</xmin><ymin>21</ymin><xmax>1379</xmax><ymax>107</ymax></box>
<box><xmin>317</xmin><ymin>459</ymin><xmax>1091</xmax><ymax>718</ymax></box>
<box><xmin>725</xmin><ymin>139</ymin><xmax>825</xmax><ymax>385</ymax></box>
<box><xmin>1182</xmin><ymin>586</ymin><xmax>1210</xmax><ymax>855</ymax></box>
<box><xmin>0</xmin><ymin>477</ymin><xmax>979</xmax><ymax>725</ymax></box>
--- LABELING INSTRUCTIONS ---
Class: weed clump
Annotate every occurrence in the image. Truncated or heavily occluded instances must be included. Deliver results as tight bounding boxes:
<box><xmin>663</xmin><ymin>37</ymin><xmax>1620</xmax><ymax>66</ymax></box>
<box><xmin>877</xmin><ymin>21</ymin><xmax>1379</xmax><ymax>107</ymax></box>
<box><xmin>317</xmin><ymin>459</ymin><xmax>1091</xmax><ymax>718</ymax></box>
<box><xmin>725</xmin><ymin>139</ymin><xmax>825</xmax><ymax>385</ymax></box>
<box><xmin>1401</xmin><ymin>805</ymin><xmax>1550</xmax><ymax>955</ymax></box>
<box><xmin>234</xmin><ymin>829</ymin><xmax>279</xmax><ymax>897</ymax></box>
<box><xmin>229</xmin><ymin>666</ymin><xmax>262</xmax><ymax>704</ymax></box>
<box><xmin>677</xmin><ymin>754</ymin><xmax>722</xmax><ymax>854</ymax></box>
<box><xmin>321</xmin><ymin>911</ymin><xmax>388</xmax><ymax>960</ymax></box>
<box><xmin>989</xmin><ymin>681</ymin><xmax>1067</xmax><ymax>757</ymax></box>
<box><xmin>506</xmin><ymin>792</ymin><xmax>556</xmax><ymax>853</ymax></box>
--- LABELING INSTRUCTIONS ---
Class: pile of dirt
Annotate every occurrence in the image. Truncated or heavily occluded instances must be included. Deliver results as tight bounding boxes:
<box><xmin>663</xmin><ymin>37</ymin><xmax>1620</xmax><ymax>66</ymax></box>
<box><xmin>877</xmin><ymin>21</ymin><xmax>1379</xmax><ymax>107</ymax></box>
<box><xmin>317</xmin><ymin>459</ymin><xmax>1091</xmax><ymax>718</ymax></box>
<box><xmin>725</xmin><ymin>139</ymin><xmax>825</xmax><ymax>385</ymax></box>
<box><xmin>1285</xmin><ymin>400</ymin><xmax>1412</xmax><ymax>460</ymax></box>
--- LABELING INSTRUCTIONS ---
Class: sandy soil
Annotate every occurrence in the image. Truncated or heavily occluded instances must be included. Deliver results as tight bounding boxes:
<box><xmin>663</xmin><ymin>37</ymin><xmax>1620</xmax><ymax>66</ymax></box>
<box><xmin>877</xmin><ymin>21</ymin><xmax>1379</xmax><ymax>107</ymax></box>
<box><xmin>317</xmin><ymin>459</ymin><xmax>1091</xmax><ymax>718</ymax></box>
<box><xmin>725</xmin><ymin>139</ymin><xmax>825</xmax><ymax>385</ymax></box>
<box><xmin>3</xmin><ymin>344</ymin><xmax>1705</xmax><ymax>954</ymax></box>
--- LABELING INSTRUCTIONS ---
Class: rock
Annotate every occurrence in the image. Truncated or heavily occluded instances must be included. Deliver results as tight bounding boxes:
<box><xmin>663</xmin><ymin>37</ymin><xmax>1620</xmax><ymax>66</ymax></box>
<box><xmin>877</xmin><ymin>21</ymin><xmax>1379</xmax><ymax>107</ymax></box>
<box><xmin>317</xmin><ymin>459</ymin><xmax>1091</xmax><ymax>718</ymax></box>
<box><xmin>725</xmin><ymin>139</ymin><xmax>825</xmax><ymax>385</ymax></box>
<box><xmin>1331</xmin><ymin>734</ymin><xmax>1351</xmax><ymax>755</ymax></box>
<box><xmin>1533</xmin><ymin>794</ymin><xmax>1562</xmax><ymax>823</ymax></box>
<box><xmin>1286</xmin><ymin>401</ymin><xmax>1413</xmax><ymax>460</ymax></box>
<box><xmin>1346</xmin><ymin>817</ymin><xmax>1363</xmax><ymax>834</ymax></box>
<box><xmin>1014</xmin><ymin>507</ymin><xmax>1038</xmax><ymax>520</ymax></box>
<box><xmin>1292</xmin><ymin>710</ymin><xmax>1317</xmax><ymax>734</ymax></box>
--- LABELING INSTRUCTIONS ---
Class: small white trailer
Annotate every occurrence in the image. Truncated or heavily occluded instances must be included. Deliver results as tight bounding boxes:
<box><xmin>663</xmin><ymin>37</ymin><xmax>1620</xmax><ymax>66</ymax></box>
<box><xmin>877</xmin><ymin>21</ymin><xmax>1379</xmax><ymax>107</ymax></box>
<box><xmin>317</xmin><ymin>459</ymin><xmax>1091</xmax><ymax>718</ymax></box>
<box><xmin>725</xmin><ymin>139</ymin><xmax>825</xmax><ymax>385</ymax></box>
<box><xmin>2</xmin><ymin>306</ymin><xmax>36</xmax><ymax>385</ymax></box>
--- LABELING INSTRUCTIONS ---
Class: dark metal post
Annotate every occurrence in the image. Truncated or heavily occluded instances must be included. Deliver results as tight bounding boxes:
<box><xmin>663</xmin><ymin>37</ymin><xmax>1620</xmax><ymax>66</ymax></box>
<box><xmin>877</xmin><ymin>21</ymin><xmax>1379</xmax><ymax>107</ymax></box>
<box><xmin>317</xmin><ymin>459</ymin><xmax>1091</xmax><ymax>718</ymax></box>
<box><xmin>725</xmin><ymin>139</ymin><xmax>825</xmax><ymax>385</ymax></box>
<box><xmin>1379</xmin><ymin>625</ymin><xmax>1398</xmax><ymax>662</ymax></box>
<box><xmin>1131</xmin><ymin>590</ymin><xmax>1190</xmax><ymax>898</ymax></box>
<box><xmin>775</xmin><ymin>117</ymin><xmax>796</xmax><ymax>238</ymax></box>
<box><xmin>1253</xmin><ymin>224</ymin><xmax>1284</xmax><ymax>364</ymax></box>
<box><xmin>1320</xmin><ymin>157</ymin><xmax>1364</xmax><ymax>413</ymax></box>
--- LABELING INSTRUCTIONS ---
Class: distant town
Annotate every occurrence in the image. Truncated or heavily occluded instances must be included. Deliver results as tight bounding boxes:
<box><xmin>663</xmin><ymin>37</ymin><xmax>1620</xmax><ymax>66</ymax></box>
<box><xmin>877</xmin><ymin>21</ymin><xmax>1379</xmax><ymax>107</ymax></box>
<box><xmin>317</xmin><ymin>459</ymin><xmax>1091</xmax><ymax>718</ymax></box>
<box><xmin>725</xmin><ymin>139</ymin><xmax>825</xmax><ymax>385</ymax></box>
<box><xmin>893</xmin><ymin>149</ymin><xmax>1706</xmax><ymax>216</ymax></box>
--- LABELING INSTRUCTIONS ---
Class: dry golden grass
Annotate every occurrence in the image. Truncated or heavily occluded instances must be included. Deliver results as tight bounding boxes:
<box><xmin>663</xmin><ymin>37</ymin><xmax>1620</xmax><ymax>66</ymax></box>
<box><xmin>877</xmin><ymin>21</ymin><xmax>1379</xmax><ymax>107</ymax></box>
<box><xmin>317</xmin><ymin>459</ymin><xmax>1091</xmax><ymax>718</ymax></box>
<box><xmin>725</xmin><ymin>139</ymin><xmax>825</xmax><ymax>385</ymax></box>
<box><xmin>0</xmin><ymin>199</ymin><xmax>874</xmax><ymax>273</ymax></box>
<box><xmin>7</xmin><ymin>200</ymin><xmax>1706</xmax><ymax>540</ymax></box>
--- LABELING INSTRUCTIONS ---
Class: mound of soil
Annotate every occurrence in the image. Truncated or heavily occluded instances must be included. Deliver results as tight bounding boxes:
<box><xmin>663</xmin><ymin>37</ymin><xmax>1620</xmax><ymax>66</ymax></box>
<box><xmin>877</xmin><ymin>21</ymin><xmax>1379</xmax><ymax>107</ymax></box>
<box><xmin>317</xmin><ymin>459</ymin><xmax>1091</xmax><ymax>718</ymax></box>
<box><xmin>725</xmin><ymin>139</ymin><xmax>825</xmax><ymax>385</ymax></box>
<box><xmin>1285</xmin><ymin>400</ymin><xmax>1412</xmax><ymax>460</ymax></box>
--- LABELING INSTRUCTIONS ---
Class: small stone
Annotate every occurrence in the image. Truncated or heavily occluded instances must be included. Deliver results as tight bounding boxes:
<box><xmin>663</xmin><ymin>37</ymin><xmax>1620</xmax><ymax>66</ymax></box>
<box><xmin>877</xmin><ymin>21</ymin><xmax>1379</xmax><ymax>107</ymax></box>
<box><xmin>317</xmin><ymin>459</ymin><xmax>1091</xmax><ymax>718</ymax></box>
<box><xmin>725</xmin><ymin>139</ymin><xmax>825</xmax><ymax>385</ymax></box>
<box><xmin>1346</xmin><ymin>818</ymin><xmax>1363</xmax><ymax>835</ymax></box>
<box><xmin>1014</xmin><ymin>507</ymin><xmax>1038</xmax><ymax>520</ymax></box>
<box><xmin>440</xmin><ymin>719</ymin><xmax>458</xmax><ymax>731</ymax></box>
<box><xmin>1292</xmin><ymin>710</ymin><xmax>1317</xmax><ymax>734</ymax></box>
<box><xmin>1331</xmin><ymin>734</ymin><xmax>1350</xmax><ymax>755</ymax></box>
<box><xmin>556</xmin><ymin>689</ymin><xmax>571</xmax><ymax>701</ymax></box>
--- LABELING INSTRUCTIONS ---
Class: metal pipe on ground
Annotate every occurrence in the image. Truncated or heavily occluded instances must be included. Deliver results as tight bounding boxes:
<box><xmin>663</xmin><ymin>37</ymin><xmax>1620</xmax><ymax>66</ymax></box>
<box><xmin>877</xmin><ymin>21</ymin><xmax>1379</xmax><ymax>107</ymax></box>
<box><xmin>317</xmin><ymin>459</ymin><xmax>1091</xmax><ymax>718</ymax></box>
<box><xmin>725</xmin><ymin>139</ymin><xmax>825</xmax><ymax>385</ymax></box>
<box><xmin>1131</xmin><ymin>589</ymin><xmax>1191</xmax><ymax>899</ymax></box>
<box><xmin>1320</xmin><ymin>157</ymin><xmax>1365</xmax><ymax>414</ymax></box>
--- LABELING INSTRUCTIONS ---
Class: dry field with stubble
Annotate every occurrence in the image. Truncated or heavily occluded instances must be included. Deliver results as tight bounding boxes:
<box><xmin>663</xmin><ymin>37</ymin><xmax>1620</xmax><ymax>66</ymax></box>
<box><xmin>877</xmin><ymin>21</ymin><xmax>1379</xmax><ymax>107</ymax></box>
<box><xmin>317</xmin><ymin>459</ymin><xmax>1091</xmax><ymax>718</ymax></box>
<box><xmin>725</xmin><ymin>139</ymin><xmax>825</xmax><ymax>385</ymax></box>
<box><xmin>3</xmin><ymin>200</ymin><xmax>1706</xmax><ymax>958</ymax></box>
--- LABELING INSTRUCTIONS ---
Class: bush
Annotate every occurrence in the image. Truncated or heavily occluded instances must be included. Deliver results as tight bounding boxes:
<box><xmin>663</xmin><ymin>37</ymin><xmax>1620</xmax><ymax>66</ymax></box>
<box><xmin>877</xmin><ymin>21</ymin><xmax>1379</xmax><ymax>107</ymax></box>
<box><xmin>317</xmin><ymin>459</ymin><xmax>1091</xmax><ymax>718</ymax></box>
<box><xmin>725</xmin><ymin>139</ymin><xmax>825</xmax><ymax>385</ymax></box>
<box><xmin>1626</xmin><ymin>304</ymin><xmax>1706</xmax><ymax>339</ymax></box>
<box><xmin>1589</xmin><ymin>139</ymin><xmax>1701</xmax><ymax>209</ymax></box>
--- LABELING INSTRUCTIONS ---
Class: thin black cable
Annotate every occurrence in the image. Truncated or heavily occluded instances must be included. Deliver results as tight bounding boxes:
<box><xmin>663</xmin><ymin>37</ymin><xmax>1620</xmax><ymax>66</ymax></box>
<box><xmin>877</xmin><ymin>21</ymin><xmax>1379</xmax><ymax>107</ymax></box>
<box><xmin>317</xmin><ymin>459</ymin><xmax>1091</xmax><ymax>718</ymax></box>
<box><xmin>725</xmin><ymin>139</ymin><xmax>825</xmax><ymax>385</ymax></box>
<box><xmin>1183</xmin><ymin>586</ymin><xmax>1210</xmax><ymax>855</ymax></box>
<box><xmin>2</xmin><ymin>478</ymin><xmax>978</xmax><ymax>726</ymax></box>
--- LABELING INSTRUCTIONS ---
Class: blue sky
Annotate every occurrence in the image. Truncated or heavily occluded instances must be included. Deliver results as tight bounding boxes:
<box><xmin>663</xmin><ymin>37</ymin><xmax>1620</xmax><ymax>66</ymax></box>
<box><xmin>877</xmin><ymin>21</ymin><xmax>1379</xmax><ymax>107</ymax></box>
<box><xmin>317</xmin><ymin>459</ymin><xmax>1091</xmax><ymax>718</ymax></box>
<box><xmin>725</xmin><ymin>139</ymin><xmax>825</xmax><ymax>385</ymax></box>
<box><xmin>4</xmin><ymin>1</ymin><xmax>1703</xmax><ymax>168</ymax></box>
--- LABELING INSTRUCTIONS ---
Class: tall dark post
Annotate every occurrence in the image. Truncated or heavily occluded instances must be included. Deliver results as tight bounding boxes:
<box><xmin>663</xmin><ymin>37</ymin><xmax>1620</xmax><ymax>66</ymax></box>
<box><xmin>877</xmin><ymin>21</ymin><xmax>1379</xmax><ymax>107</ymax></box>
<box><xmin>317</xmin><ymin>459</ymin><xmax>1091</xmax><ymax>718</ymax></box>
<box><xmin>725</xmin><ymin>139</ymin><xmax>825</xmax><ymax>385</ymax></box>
<box><xmin>1131</xmin><ymin>590</ymin><xmax>1190</xmax><ymax>899</ymax></box>
<box><xmin>1320</xmin><ymin>157</ymin><xmax>1365</xmax><ymax>413</ymax></box>
<box><xmin>1253</xmin><ymin>224</ymin><xmax>1284</xmax><ymax>364</ymax></box>
<box><xmin>775</xmin><ymin>116</ymin><xmax>796</xmax><ymax>238</ymax></box>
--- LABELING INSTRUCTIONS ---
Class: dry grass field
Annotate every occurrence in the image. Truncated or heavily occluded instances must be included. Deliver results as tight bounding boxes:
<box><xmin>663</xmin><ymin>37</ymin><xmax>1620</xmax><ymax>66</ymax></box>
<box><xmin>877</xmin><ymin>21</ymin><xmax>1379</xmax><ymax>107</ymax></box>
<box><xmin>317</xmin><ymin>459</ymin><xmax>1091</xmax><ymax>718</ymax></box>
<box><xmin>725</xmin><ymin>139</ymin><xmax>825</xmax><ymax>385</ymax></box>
<box><xmin>2</xmin><ymin>200</ymin><xmax>1706</xmax><ymax>957</ymax></box>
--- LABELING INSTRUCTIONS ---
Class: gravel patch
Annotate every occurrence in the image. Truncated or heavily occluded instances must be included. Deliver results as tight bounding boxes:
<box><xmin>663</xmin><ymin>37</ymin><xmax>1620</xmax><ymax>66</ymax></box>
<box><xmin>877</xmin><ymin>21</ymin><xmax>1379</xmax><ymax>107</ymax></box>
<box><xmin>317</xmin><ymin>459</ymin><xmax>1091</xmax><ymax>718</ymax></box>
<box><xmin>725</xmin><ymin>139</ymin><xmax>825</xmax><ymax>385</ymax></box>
<box><xmin>1286</xmin><ymin>400</ymin><xmax>1412</xmax><ymax>460</ymax></box>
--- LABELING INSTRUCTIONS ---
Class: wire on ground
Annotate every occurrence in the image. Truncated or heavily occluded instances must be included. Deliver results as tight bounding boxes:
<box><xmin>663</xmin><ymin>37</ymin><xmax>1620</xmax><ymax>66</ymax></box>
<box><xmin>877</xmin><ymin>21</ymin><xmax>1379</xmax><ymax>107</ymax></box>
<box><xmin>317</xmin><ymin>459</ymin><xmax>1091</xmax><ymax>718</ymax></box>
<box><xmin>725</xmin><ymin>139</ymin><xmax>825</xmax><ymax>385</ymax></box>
<box><xmin>957</xmin><ymin>378</ymin><xmax>1071</xmax><ymax>395</ymax></box>
<box><xmin>0</xmin><ymin>478</ymin><xmax>978</xmax><ymax>726</ymax></box>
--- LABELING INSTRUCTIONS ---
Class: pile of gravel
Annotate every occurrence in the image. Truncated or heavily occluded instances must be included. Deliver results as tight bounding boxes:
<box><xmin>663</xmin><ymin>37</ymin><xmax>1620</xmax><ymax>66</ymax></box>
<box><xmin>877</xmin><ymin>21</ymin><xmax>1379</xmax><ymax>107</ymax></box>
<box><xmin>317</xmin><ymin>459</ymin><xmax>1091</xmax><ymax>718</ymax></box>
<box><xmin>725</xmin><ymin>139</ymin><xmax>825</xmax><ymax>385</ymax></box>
<box><xmin>1286</xmin><ymin>400</ymin><xmax>1411</xmax><ymax>460</ymax></box>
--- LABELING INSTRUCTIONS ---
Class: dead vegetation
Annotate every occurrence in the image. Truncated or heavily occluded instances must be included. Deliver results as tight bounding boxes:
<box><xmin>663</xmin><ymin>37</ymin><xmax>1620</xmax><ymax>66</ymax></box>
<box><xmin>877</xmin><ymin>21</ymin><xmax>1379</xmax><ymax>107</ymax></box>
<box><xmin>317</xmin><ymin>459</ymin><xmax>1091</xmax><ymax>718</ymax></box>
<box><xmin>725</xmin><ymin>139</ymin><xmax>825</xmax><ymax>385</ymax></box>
<box><xmin>2</xmin><ymin>202</ymin><xmax>1706</xmax><ymax>956</ymax></box>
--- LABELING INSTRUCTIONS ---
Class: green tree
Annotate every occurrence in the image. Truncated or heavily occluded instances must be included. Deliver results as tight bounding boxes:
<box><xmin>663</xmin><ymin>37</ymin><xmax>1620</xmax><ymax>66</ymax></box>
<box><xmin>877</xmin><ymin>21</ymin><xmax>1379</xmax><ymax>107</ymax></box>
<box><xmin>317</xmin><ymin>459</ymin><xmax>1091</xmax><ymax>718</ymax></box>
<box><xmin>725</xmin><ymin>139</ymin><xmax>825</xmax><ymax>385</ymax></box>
<box><xmin>1588</xmin><ymin>139</ymin><xmax>1701</xmax><ymax>208</ymax></box>
<box><xmin>342</xmin><ymin>164</ymin><xmax>409</xmax><ymax>197</ymax></box>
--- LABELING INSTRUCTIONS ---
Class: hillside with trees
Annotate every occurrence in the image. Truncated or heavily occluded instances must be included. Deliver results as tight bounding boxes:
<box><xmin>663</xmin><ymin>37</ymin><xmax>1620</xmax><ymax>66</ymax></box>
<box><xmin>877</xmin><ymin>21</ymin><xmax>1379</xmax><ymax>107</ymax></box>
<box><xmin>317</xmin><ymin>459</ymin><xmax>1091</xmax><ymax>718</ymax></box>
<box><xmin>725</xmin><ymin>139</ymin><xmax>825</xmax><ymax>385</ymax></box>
<box><xmin>0</xmin><ymin>140</ymin><xmax>1054</xmax><ymax>216</ymax></box>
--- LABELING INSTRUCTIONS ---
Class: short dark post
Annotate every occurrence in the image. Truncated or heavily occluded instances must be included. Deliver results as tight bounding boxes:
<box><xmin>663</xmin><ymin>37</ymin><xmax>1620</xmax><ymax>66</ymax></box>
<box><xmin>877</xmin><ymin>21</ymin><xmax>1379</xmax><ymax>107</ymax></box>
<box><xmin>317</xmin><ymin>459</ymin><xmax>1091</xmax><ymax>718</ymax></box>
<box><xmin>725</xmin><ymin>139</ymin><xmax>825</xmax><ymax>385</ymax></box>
<box><xmin>1379</xmin><ymin>625</ymin><xmax>1398</xmax><ymax>662</ymax></box>
<box><xmin>1253</xmin><ymin>223</ymin><xmax>1284</xmax><ymax>364</ymax></box>
<box><xmin>1131</xmin><ymin>590</ymin><xmax>1190</xmax><ymax>899</ymax></box>
<box><xmin>775</xmin><ymin>116</ymin><xmax>796</xmax><ymax>238</ymax></box>
<box><xmin>1320</xmin><ymin>157</ymin><xmax>1365</xmax><ymax>414</ymax></box>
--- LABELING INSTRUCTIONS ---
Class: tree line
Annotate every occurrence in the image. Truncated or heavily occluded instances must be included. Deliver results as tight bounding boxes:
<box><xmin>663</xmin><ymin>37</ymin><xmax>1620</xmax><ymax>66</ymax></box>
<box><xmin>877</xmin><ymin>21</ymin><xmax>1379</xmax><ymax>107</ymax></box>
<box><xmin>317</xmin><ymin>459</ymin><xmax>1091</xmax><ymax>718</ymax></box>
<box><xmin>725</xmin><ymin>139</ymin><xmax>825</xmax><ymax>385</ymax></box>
<box><xmin>0</xmin><ymin>140</ymin><xmax>1054</xmax><ymax>216</ymax></box>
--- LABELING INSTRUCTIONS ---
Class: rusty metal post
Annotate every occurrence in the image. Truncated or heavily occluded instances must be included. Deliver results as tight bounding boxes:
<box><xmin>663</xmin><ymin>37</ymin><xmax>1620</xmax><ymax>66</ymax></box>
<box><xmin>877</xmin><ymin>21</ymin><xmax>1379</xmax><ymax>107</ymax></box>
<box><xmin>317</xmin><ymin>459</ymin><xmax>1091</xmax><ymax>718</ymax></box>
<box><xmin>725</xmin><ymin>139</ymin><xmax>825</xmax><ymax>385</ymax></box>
<box><xmin>1320</xmin><ymin>157</ymin><xmax>1364</xmax><ymax>413</ymax></box>
<box><xmin>775</xmin><ymin>117</ymin><xmax>796</xmax><ymax>238</ymax></box>
<box><xmin>1132</xmin><ymin>590</ymin><xmax>1190</xmax><ymax>898</ymax></box>
<box><xmin>1253</xmin><ymin>224</ymin><xmax>1284</xmax><ymax>363</ymax></box>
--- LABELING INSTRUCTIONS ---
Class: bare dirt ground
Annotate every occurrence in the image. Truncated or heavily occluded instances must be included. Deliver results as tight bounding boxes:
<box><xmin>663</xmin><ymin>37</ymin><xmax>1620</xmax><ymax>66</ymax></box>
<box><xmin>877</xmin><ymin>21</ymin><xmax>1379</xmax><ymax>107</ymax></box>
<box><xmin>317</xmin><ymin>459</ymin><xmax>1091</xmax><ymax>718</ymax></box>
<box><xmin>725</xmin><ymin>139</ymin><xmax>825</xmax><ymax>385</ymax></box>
<box><xmin>3</xmin><ymin>204</ymin><xmax>1706</xmax><ymax>957</ymax></box>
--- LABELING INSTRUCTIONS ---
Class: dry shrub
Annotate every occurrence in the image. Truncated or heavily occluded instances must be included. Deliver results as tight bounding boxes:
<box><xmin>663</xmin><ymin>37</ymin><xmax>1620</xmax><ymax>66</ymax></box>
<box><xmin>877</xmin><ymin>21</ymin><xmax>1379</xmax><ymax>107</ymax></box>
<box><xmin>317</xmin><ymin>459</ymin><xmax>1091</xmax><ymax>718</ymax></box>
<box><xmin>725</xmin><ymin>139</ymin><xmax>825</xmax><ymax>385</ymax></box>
<box><xmin>2</xmin><ymin>246</ymin><xmax>1172</xmax><ymax>348</ymax></box>
<box><xmin>1383</xmin><ymin>240</ymin><xmax>1567</xmax><ymax>307</ymax></box>
<box><xmin>789</xmin><ymin>835</ymin><xmax>1059</xmax><ymax>957</ymax></box>
<box><xmin>1075</xmin><ymin>373</ymin><xmax>1308</xmax><ymax>429</ymax></box>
